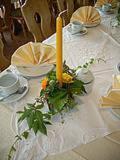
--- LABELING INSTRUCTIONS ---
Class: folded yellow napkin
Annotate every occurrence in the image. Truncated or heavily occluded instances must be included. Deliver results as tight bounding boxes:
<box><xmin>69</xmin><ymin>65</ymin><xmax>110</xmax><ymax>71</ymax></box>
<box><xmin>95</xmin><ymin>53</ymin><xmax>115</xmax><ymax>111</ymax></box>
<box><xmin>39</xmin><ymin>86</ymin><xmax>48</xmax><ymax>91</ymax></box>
<box><xmin>100</xmin><ymin>75</ymin><xmax>120</xmax><ymax>108</ymax></box>
<box><xmin>70</xmin><ymin>6</ymin><xmax>101</xmax><ymax>25</ymax></box>
<box><xmin>11</xmin><ymin>42</ymin><xmax>56</xmax><ymax>67</ymax></box>
<box><xmin>95</xmin><ymin>0</ymin><xmax>117</xmax><ymax>8</ymax></box>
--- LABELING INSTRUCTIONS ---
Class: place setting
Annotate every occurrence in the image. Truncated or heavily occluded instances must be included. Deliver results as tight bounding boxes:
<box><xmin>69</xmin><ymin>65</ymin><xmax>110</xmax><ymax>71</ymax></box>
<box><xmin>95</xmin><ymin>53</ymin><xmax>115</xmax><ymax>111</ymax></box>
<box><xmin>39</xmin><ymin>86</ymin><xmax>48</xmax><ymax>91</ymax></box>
<box><xmin>0</xmin><ymin>42</ymin><xmax>56</xmax><ymax>104</ymax></box>
<box><xmin>11</xmin><ymin>42</ymin><xmax>56</xmax><ymax>78</ymax></box>
<box><xmin>95</xmin><ymin>0</ymin><xmax>118</xmax><ymax>15</ymax></box>
<box><xmin>66</xmin><ymin>6</ymin><xmax>101</xmax><ymax>38</ymax></box>
<box><xmin>99</xmin><ymin>62</ymin><xmax>120</xmax><ymax>119</ymax></box>
<box><xmin>0</xmin><ymin>72</ymin><xmax>28</xmax><ymax>104</ymax></box>
<box><xmin>70</xmin><ymin>6</ymin><xmax>101</xmax><ymax>27</ymax></box>
<box><xmin>67</xmin><ymin>21</ymin><xmax>88</xmax><ymax>36</ymax></box>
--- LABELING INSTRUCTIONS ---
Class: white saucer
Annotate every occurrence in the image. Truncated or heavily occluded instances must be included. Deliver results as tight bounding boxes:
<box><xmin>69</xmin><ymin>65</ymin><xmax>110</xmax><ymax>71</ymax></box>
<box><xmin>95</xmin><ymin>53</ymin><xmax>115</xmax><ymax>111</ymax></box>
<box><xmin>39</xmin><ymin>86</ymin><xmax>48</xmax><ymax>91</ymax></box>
<box><xmin>98</xmin><ymin>8</ymin><xmax>114</xmax><ymax>15</ymax></box>
<box><xmin>16</xmin><ymin>64</ymin><xmax>54</xmax><ymax>78</ymax></box>
<box><xmin>67</xmin><ymin>25</ymin><xmax>88</xmax><ymax>36</ymax></box>
<box><xmin>0</xmin><ymin>76</ymin><xmax>28</xmax><ymax>104</ymax></box>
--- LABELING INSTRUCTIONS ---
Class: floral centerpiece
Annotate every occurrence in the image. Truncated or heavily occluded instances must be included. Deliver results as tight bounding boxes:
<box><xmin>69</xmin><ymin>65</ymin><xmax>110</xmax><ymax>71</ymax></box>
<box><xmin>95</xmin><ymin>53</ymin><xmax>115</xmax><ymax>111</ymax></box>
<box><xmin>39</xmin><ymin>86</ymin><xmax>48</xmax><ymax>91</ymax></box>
<box><xmin>18</xmin><ymin>62</ymin><xmax>87</xmax><ymax>135</ymax></box>
<box><xmin>8</xmin><ymin>61</ymin><xmax>89</xmax><ymax>159</ymax></box>
<box><xmin>8</xmin><ymin>11</ymin><xmax>95</xmax><ymax>160</ymax></box>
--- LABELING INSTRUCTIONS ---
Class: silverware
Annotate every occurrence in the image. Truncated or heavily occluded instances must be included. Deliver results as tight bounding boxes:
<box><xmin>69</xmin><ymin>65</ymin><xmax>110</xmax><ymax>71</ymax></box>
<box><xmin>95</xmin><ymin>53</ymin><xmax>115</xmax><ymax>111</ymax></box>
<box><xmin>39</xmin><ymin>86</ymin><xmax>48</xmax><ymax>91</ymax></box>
<box><xmin>0</xmin><ymin>86</ymin><xmax>27</xmax><ymax>101</ymax></box>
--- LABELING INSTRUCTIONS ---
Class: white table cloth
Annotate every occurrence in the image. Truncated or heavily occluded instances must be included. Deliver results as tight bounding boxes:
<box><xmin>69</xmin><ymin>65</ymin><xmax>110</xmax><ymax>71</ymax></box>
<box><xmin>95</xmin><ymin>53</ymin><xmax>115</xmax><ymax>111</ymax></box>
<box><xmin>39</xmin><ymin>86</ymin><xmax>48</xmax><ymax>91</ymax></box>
<box><xmin>0</xmin><ymin>12</ymin><xmax>120</xmax><ymax>160</ymax></box>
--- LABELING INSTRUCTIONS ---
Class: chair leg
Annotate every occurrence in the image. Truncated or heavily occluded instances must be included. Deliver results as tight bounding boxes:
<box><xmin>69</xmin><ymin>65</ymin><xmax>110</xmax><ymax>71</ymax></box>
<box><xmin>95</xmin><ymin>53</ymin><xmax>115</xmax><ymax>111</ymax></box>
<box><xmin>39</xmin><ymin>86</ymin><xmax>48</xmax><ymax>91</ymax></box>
<box><xmin>9</xmin><ymin>18</ymin><xmax>14</xmax><ymax>40</ymax></box>
<box><xmin>0</xmin><ymin>32</ymin><xmax>6</xmax><ymax>42</ymax></box>
<box><xmin>21</xmin><ymin>19</ymin><xmax>27</xmax><ymax>39</ymax></box>
<box><xmin>9</xmin><ymin>28</ymin><xmax>14</xmax><ymax>40</ymax></box>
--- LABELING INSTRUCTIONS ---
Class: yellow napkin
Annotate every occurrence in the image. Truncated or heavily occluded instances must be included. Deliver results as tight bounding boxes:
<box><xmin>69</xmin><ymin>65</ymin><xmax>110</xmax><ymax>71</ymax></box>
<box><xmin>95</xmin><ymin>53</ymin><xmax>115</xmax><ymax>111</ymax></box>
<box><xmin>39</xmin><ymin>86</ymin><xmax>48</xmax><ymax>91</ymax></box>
<box><xmin>70</xmin><ymin>6</ymin><xmax>101</xmax><ymax>25</ymax></box>
<box><xmin>100</xmin><ymin>75</ymin><xmax>120</xmax><ymax>108</ymax></box>
<box><xmin>11</xmin><ymin>42</ymin><xmax>56</xmax><ymax>67</ymax></box>
<box><xmin>95</xmin><ymin>0</ymin><xmax>117</xmax><ymax>8</ymax></box>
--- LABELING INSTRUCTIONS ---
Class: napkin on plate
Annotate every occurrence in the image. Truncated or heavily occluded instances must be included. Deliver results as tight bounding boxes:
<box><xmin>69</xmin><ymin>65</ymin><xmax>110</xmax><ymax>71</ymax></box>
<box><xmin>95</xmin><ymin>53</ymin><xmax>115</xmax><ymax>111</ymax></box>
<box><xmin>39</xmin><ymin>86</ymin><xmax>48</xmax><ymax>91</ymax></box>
<box><xmin>95</xmin><ymin>0</ymin><xmax>117</xmax><ymax>9</ymax></box>
<box><xmin>11</xmin><ymin>42</ymin><xmax>56</xmax><ymax>67</ymax></box>
<box><xmin>70</xmin><ymin>6</ymin><xmax>101</xmax><ymax>25</ymax></box>
<box><xmin>100</xmin><ymin>75</ymin><xmax>120</xmax><ymax>108</ymax></box>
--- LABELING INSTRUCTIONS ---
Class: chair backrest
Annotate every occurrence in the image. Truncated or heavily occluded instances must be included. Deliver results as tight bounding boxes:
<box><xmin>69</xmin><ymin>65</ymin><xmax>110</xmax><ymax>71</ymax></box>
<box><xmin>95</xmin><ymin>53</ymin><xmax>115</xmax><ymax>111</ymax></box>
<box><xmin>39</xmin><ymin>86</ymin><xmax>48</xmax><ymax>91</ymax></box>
<box><xmin>0</xmin><ymin>38</ymin><xmax>3</xmax><ymax>54</ymax></box>
<box><xmin>57</xmin><ymin>0</ymin><xmax>74</xmax><ymax>25</ymax></box>
<box><xmin>21</xmin><ymin>0</ymin><xmax>55</xmax><ymax>42</ymax></box>
<box><xmin>0</xmin><ymin>0</ymin><xmax>12</xmax><ymax>25</ymax></box>
<box><xmin>0</xmin><ymin>38</ymin><xmax>10</xmax><ymax>71</ymax></box>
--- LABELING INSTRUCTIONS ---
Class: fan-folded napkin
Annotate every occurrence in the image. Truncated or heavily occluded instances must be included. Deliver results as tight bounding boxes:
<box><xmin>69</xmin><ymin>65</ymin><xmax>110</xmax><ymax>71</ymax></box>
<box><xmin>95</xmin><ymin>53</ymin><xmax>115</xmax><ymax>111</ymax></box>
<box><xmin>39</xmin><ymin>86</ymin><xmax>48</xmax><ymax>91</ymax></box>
<box><xmin>100</xmin><ymin>75</ymin><xmax>120</xmax><ymax>108</ymax></box>
<box><xmin>11</xmin><ymin>42</ymin><xmax>56</xmax><ymax>67</ymax></box>
<box><xmin>70</xmin><ymin>6</ymin><xmax>101</xmax><ymax>25</ymax></box>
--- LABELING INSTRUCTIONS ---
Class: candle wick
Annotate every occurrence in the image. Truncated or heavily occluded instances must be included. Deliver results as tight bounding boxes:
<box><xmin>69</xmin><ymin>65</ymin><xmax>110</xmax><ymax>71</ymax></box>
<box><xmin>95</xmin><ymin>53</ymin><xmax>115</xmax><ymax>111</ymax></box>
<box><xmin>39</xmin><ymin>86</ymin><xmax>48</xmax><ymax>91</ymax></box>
<box><xmin>58</xmin><ymin>9</ymin><xmax>68</xmax><ymax>17</ymax></box>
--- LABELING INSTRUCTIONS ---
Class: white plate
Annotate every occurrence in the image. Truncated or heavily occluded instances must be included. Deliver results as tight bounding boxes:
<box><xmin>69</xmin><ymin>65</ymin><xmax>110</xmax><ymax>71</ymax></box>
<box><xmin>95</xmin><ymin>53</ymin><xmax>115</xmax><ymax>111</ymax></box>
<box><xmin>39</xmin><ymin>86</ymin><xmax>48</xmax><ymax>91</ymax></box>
<box><xmin>0</xmin><ymin>76</ymin><xmax>28</xmax><ymax>104</ymax></box>
<box><xmin>111</xmin><ymin>109</ymin><xmax>120</xmax><ymax>120</ymax></box>
<box><xmin>84</xmin><ymin>22</ymin><xmax>100</xmax><ymax>28</ymax></box>
<box><xmin>16</xmin><ymin>64</ymin><xmax>54</xmax><ymax>78</ymax></box>
<box><xmin>67</xmin><ymin>26</ymin><xmax>88</xmax><ymax>35</ymax></box>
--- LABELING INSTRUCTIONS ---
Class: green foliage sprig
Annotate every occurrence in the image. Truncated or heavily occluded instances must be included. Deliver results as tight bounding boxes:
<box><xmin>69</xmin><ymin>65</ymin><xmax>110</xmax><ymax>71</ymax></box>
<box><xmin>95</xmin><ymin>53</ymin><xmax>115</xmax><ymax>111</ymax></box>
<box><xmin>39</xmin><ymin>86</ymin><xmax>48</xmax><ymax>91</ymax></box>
<box><xmin>8</xmin><ymin>62</ymin><xmax>86</xmax><ymax>160</ymax></box>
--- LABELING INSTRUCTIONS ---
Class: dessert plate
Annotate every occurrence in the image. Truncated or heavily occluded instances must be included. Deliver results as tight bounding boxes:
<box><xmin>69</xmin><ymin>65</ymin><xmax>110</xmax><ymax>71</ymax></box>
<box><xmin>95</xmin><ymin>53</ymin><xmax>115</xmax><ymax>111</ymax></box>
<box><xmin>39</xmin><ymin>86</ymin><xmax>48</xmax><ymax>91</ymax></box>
<box><xmin>16</xmin><ymin>64</ymin><xmax>54</xmax><ymax>78</ymax></box>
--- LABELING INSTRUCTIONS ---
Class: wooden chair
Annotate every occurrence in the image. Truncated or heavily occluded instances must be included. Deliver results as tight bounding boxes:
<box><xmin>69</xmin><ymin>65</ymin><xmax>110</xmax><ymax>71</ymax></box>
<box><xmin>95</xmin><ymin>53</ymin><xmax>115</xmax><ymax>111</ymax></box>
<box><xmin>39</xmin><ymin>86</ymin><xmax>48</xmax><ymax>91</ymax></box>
<box><xmin>0</xmin><ymin>39</ymin><xmax>10</xmax><ymax>71</ymax></box>
<box><xmin>21</xmin><ymin>0</ymin><xmax>55</xmax><ymax>42</ymax></box>
<box><xmin>57</xmin><ymin>0</ymin><xmax>74</xmax><ymax>25</ymax></box>
<box><xmin>0</xmin><ymin>5</ymin><xmax>13</xmax><ymax>42</ymax></box>
<box><xmin>10</xmin><ymin>0</ymin><xmax>27</xmax><ymax>39</ymax></box>
<box><xmin>82</xmin><ymin>0</ymin><xmax>91</xmax><ymax>6</ymax></box>
<box><xmin>74</xmin><ymin>0</ymin><xmax>83</xmax><ymax>10</ymax></box>
<box><xmin>0</xmin><ymin>0</ymin><xmax>27</xmax><ymax>40</ymax></box>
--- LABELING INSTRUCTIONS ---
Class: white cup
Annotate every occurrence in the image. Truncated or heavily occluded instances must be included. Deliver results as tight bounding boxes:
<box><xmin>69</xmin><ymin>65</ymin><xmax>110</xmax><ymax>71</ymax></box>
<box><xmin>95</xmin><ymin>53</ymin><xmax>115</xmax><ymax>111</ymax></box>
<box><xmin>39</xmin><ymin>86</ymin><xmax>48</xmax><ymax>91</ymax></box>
<box><xmin>102</xmin><ymin>3</ymin><xmax>112</xmax><ymax>12</ymax></box>
<box><xmin>70</xmin><ymin>21</ymin><xmax>84</xmax><ymax>34</ymax></box>
<box><xmin>0</xmin><ymin>73</ymin><xmax>20</xmax><ymax>96</ymax></box>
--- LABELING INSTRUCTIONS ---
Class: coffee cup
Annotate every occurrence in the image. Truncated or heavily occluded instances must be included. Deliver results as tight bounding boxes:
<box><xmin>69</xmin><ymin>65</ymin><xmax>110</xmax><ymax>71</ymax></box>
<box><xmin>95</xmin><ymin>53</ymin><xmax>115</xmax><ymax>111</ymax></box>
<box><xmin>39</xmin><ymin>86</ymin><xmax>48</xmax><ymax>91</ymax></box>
<box><xmin>0</xmin><ymin>73</ymin><xmax>20</xmax><ymax>96</ymax></box>
<box><xmin>102</xmin><ymin>3</ymin><xmax>112</xmax><ymax>12</ymax></box>
<box><xmin>70</xmin><ymin>21</ymin><xmax>84</xmax><ymax>34</ymax></box>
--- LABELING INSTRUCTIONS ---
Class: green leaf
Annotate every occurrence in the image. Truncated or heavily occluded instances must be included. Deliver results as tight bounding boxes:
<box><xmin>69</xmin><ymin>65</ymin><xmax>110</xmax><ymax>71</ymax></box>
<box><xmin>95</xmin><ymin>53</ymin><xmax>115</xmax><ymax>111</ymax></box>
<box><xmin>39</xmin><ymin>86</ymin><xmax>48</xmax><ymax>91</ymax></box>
<box><xmin>22</xmin><ymin>131</ymin><xmax>29</xmax><ymax>139</ymax></box>
<box><xmin>18</xmin><ymin>112</ymin><xmax>27</xmax><ymax>123</ymax></box>
<box><xmin>40</xmin><ymin>89</ymin><xmax>45</xmax><ymax>96</ymax></box>
<box><xmin>11</xmin><ymin>146</ymin><xmax>16</xmax><ymax>152</ymax></box>
<box><xmin>27</xmin><ymin>103</ymin><xmax>35</xmax><ymax>108</ymax></box>
<box><xmin>15</xmin><ymin>135</ymin><xmax>22</xmax><ymax>140</ymax></box>
<box><xmin>43</xmin><ymin>113</ymin><xmax>51</xmax><ymax>120</ymax></box>
<box><xmin>36</xmin><ymin>104</ymin><xmax>44</xmax><ymax>109</ymax></box>
<box><xmin>48</xmin><ymin>90</ymin><xmax>68</xmax><ymax>111</ymax></box>
<box><xmin>27</xmin><ymin>112</ymin><xmax>35</xmax><ymax>129</ymax></box>
<box><xmin>33</xmin><ymin>120</ymin><xmax>39</xmax><ymax>134</ymax></box>
<box><xmin>17</xmin><ymin>111</ymin><xmax>24</xmax><ymax>114</ymax></box>
<box><xmin>43</xmin><ymin>121</ymin><xmax>52</xmax><ymax>125</ymax></box>
<box><xmin>18</xmin><ymin>108</ymin><xmax>32</xmax><ymax>123</ymax></box>
<box><xmin>38</xmin><ymin>122</ymin><xmax>47</xmax><ymax>135</ymax></box>
<box><xmin>70</xmin><ymin>80</ymin><xmax>86</xmax><ymax>94</ymax></box>
<box><xmin>36</xmin><ymin>111</ymin><xmax>47</xmax><ymax>135</ymax></box>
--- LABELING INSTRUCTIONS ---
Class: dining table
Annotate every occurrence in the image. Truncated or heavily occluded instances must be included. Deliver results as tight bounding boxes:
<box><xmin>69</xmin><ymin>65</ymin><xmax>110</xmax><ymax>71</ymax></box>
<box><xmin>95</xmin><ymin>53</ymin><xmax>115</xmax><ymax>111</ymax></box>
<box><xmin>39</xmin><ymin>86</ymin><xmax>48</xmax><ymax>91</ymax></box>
<box><xmin>0</xmin><ymin>10</ymin><xmax>120</xmax><ymax>160</ymax></box>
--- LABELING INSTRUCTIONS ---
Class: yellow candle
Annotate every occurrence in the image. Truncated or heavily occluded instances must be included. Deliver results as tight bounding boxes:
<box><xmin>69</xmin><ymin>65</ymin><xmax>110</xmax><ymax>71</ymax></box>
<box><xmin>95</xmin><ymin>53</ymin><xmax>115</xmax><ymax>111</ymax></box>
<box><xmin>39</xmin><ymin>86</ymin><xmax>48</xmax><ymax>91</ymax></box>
<box><xmin>56</xmin><ymin>15</ymin><xmax>63</xmax><ymax>86</ymax></box>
